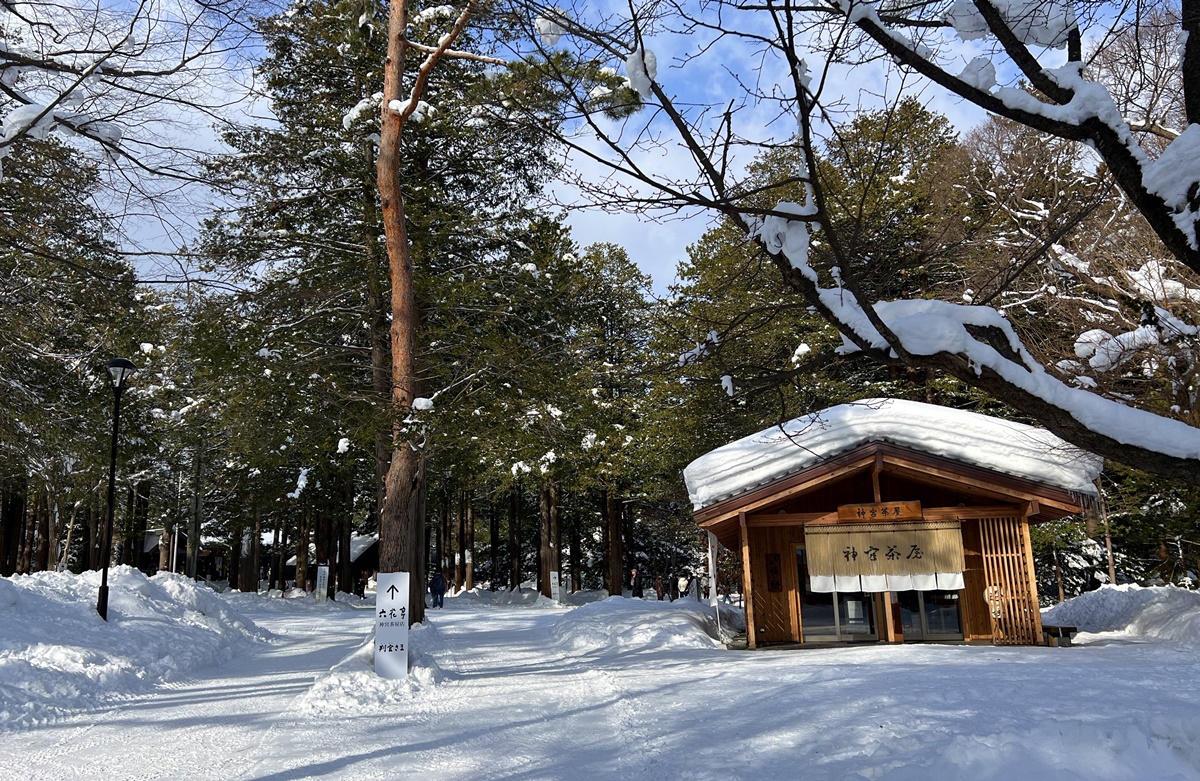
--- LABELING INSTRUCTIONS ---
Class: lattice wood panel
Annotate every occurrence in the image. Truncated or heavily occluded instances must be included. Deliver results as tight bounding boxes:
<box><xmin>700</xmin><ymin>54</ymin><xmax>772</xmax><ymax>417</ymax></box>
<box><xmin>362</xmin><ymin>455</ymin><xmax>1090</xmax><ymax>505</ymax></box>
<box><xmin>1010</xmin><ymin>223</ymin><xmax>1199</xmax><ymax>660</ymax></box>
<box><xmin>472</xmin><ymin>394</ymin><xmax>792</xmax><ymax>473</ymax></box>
<box><xmin>979</xmin><ymin>516</ymin><xmax>1042</xmax><ymax>645</ymax></box>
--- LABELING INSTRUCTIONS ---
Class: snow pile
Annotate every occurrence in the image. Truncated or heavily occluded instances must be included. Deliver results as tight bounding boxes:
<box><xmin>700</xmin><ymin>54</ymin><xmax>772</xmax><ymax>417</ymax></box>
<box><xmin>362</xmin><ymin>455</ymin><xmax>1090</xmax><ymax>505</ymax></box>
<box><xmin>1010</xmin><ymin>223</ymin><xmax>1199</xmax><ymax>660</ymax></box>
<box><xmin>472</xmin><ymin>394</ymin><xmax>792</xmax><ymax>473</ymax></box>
<box><xmin>0</xmin><ymin>568</ymin><xmax>269</xmax><ymax>729</ymax></box>
<box><xmin>551</xmin><ymin>597</ymin><xmax>723</xmax><ymax>652</ymax></box>
<box><xmin>1043</xmin><ymin>584</ymin><xmax>1200</xmax><ymax>645</ymax></box>
<box><xmin>295</xmin><ymin>621</ymin><xmax>445</xmax><ymax>717</ymax></box>
<box><xmin>684</xmin><ymin>398</ymin><xmax>1102</xmax><ymax>510</ymax></box>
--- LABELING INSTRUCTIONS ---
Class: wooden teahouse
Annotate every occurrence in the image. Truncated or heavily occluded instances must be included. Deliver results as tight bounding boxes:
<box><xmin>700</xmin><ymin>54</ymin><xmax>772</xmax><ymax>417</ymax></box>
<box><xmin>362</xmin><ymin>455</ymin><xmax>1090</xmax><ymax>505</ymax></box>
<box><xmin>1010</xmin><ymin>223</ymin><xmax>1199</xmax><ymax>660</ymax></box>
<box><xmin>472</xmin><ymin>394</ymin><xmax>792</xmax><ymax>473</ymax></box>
<box><xmin>685</xmin><ymin>399</ymin><xmax>1102</xmax><ymax>648</ymax></box>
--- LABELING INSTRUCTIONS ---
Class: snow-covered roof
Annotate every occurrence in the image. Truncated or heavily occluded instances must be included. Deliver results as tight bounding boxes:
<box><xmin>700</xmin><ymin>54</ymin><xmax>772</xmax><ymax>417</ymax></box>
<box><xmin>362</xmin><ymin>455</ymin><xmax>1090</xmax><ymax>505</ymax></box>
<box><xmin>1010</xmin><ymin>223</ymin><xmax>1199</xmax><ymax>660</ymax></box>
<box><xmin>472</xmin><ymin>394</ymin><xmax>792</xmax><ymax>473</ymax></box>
<box><xmin>683</xmin><ymin>398</ymin><xmax>1103</xmax><ymax>511</ymax></box>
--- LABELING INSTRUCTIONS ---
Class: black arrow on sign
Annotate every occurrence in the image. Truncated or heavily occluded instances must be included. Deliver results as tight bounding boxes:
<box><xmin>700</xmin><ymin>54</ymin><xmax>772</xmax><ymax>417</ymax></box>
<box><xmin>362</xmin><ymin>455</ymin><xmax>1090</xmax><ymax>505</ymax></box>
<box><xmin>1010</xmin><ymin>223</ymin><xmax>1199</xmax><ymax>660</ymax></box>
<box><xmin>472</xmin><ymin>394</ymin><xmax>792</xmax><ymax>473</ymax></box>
<box><xmin>387</xmin><ymin>584</ymin><xmax>399</xmax><ymax>599</ymax></box>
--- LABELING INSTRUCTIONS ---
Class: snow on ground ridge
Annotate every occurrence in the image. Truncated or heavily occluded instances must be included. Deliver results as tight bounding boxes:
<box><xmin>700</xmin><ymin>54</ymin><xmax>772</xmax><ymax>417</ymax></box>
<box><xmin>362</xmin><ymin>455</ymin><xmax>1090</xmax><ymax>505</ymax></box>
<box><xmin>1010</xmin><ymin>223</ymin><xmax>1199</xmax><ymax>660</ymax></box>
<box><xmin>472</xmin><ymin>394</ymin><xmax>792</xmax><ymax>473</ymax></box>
<box><xmin>0</xmin><ymin>567</ymin><xmax>270</xmax><ymax>730</ymax></box>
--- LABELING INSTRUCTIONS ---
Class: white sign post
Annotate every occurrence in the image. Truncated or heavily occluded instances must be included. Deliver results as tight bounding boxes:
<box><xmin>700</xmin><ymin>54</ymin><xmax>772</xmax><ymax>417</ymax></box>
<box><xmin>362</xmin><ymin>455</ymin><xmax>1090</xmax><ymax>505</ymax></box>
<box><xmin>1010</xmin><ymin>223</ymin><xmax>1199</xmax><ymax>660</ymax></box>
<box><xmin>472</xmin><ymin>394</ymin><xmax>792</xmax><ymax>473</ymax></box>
<box><xmin>550</xmin><ymin>571</ymin><xmax>561</xmax><ymax>604</ymax></box>
<box><xmin>374</xmin><ymin>572</ymin><xmax>410</xmax><ymax>679</ymax></box>
<box><xmin>315</xmin><ymin>565</ymin><xmax>329</xmax><ymax>604</ymax></box>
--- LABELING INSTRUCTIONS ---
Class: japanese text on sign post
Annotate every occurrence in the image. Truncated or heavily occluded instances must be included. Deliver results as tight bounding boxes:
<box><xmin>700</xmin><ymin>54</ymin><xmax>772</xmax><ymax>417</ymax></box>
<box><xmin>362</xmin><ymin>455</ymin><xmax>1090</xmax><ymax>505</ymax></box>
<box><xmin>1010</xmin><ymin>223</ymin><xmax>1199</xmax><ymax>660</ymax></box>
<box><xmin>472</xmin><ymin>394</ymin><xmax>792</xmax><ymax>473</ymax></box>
<box><xmin>374</xmin><ymin>571</ymin><xmax>409</xmax><ymax>679</ymax></box>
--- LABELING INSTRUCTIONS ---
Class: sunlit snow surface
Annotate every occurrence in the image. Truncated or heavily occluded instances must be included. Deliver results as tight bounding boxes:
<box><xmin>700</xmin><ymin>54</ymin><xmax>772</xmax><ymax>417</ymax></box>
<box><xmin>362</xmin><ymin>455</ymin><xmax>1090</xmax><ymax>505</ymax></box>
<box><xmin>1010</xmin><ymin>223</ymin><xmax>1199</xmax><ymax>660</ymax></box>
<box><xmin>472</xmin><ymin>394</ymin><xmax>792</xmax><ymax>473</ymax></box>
<box><xmin>5</xmin><ymin>571</ymin><xmax>1200</xmax><ymax>779</ymax></box>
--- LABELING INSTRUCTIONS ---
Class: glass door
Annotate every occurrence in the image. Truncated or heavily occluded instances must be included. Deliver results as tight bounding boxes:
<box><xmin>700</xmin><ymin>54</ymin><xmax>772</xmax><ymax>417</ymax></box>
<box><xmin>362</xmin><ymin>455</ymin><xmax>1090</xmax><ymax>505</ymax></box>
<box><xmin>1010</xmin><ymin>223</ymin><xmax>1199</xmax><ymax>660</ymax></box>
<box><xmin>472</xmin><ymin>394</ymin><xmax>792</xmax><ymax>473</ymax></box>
<box><xmin>897</xmin><ymin>589</ymin><xmax>963</xmax><ymax>641</ymax></box>
<box><xmin>796</xmin><ymin>547</ymin><xmax>877</xmax><ymax>642</ymax></box>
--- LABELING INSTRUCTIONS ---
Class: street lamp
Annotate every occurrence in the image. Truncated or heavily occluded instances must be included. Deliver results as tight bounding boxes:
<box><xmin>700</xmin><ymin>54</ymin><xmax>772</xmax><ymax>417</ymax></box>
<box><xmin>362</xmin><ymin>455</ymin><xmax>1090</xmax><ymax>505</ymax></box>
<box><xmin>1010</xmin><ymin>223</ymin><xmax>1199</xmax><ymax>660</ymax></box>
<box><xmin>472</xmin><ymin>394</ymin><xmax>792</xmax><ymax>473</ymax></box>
<box><xmin>97</xmin><ymin>357</ymin><xmax>136</xmax><ymax>621</ymax></box>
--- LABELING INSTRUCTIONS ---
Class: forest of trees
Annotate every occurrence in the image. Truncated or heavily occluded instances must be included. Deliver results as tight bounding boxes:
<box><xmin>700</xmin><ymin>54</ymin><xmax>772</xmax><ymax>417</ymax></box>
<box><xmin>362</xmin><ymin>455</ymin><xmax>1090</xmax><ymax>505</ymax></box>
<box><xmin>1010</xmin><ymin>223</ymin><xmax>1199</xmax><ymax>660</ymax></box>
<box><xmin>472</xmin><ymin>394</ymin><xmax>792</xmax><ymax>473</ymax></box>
<box><xmin>4</xmin><ymin>0</ymin><xmax>1200</xmax><ymax>612</ymax></box>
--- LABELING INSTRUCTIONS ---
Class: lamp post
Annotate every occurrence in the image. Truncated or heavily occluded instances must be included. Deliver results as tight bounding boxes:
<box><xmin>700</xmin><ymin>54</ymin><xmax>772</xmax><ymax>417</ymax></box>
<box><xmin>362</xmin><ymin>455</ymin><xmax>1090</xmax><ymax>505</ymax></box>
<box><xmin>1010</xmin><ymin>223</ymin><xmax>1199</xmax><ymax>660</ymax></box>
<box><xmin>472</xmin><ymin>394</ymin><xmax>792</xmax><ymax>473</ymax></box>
<box><xmin>97</xmin><ymin>357</ymin><xmax>136</xmax><ymax>621</ymax></box>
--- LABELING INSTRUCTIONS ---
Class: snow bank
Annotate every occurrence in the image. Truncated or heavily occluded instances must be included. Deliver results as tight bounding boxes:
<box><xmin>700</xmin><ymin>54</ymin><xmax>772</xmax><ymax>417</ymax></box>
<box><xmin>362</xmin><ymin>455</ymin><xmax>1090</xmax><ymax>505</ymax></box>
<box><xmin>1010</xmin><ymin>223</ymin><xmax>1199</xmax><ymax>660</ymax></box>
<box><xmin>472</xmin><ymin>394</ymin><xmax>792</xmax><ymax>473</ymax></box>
<box><xmin>551</xmin><ymin>596</ymin><xmax>724</xmax><ymax>652</ymax></box>
<box><xmin>437</xmin><ymin>585</ymin><xmax>609</xmax><ymax>609</ymax></box>
<box><xmin>684</xmin><ymin>398</ymin><xmax>1102</xmax><ymax>509</ymax></box>
<box><xmin>1043</xmin><ymin>584</ymin><xmax>1200</xmax><ymax>644</ymax></box>
<box><xmin>0</xmin><ymin>567</ymin><xmax>269</xmax><ymax>729</ymax></box>
<box><xmin>295</xmin><ymin>621</ymin><xmax>445</xmax><ymax>717</ymax></box>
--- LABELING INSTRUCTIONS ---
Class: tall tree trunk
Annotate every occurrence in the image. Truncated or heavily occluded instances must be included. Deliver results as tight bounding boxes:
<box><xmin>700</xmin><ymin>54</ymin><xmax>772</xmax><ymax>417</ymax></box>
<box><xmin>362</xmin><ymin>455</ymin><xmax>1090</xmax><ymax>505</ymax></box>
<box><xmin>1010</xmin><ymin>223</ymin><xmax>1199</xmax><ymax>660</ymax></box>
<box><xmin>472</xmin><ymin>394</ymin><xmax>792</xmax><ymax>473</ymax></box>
<box><xmin>490</xmin><ymin>498</ymin><xmax>500</xmax><ymax>591</ymax></box>
<box><xmin>569</xmin><ymin>506</ymin><xmax>581</xmax><ymax>593</ymax></box>
<box><xmin>455</xmin><ymin>491</ymin><xmax>465</xmax><ymax>592</ymax></box>
<box><xmin>17</xmin><ymin>493</ymin><xmax>35</xmax><ymax>574</ymax></box>
<box><xmin>606</xmin><ymin>489</ymin><xmax>622</xmax><ymax>596</ymax></box>
<box><xmin>0</xmin><ymin>485</ymin><xmax>22</xmax><ymax>576</ymax></box>
<box><xmin>599</xmin><ymin>489</ymin><xmax>609</xmax><ymax>593</ymax></box>
<box><xmin>229</xmin><ymin>527</ymin><xmax>242</xmax><ymax>590</ymax></box>
<box><xmin>464</xmin><ymin>497</ymin><xmax>475</xmax><ymax>591</ymax></box>
<box><xmin>509</xmin><ymin>484</ymin><xmax>521</xmax><ymax>591</ymax></box>
<box><xmin>33</xmin><ymin>497</ymin><xmax>50</xmax><ymax>572</ymax></box>
<box><xmin>276</xmin><ymin>514</ymin><xmax>290</xmax><ymax>592</ymax></box>
<box><xmin>376</xmin><ymin>0</ymin><xmax>424</xmax><ymax>629</ymax></box>
<box><xmin>440</xmin><ymin>489</ymin><xmax>451</xmax><ymax>582</ymax></box>
<box><xmin>45</xmin><ymin>486</ymin><xmax>58</xmax><ymax>572</ymax></box>
<box><xmin>296</xmin><ymin>508</ymin><xmax>311</xmax><ymax>590</ymax></box>
<box><xmin>120</xmin><ymin>482</ymin><xmax>135</xmax><ymax>565</ymax></box>
<box><xmin>86</xmin><ymin>501</ymin><xmax>99</xmax><ymax>571</ymax></box>
<box><xmin>187</xmin><ymin>446</ymin><xmax>202</xmax><ymax>579</ymax></box>
<box><xmin>550</xmin><ymin>482</ymin><xmax>561</xmax><ymax>592</ymax></box>
<box><xmin>622</xmin><ymin>501</ymin><xmax>634</xmax><ymax>577</ymax></box>
<box><xmin>539</xmin><ymin>481</ymin><xmax>559</xmax><ymax>598</ymax></box>
<box><xmin>339</xmin><ymin>477</ymin><xmax>353</xmax><ymax>596</ymax></box>
<box><xmin>240</xmin><ymin>504</ymin><xmax>259</xmax><ymax>591</ymax></box>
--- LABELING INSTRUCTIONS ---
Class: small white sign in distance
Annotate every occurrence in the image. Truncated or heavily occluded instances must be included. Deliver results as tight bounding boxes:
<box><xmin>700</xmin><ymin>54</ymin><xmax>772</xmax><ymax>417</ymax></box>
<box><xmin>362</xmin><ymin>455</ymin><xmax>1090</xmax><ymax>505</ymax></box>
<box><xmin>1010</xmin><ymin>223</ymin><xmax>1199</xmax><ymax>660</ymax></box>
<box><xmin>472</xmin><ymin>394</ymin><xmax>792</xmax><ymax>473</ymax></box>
<box><xmin>375</xmin><ymin>572</ymin><xmax>410</xmax><ymax>679</ymax></box>
<box><xmin>550</xmin><ymin>571</ymin><xmax>561</xmax><ymax>604</ymax></box>
<box><xmin>315</xmin><ymin>565</ymin><xmax>329</xmax><ymax>604</ymax></box>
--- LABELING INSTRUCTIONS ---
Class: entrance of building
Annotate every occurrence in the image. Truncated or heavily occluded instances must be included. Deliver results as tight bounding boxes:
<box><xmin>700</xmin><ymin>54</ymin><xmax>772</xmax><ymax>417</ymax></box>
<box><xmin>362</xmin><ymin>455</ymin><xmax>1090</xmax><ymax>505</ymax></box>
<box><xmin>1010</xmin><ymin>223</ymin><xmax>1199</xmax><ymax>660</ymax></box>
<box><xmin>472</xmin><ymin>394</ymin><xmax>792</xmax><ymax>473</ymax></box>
<box><xmin>796</xmin><ymin>547</ymin><xmax>877</xmax><ymax>642</ymax></box>
<box><xmin>796</xmin><ymin>546</ymin><xmax>964</xmax><ymax>643</ymax></box>
<box><xmin>897</xmin><ymin>590</ymin><xmax>963</xmax><ymax>641</ymax></box>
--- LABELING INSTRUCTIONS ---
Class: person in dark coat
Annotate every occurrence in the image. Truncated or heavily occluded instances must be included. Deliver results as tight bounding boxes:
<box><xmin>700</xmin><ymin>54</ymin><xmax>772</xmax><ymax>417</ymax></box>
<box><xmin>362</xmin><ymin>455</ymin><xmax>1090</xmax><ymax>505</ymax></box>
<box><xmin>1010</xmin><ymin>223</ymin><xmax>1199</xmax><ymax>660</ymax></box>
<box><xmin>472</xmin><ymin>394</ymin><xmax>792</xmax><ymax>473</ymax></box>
<box><xmin>430</xmin><ymin>571</ymin><xmax>447</xmax><ymax>608</ymax></box>
<box><xmin>630</xmin><ymin>568</ymin><xmax>644</xmax><ymax>598</ymax></box>
<box><xmin>654</xmin><ymin>575</ymin><xmax>665</xmax><ymax>601</ymax></box>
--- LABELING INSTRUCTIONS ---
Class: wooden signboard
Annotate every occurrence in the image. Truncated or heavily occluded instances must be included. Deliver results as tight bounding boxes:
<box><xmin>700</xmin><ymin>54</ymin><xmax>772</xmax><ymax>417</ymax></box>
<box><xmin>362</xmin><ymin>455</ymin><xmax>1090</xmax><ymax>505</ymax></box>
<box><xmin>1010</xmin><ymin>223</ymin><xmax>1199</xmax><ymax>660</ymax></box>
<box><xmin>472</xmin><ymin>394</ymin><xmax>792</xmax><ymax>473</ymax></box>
<box><xmin>838</xmin><ymin>501</ymin><xmax>922</xmax><ymax>523</ymax></box>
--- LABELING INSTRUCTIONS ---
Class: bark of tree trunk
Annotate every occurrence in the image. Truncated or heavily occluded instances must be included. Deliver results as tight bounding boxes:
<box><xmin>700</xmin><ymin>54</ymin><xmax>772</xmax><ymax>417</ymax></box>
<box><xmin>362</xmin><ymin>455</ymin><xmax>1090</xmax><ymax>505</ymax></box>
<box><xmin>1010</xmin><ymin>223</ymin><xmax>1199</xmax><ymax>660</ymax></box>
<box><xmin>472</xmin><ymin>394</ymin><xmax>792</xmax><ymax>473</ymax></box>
<box><xmin>440</xmin><ymin>489</ymin><xmax>451</xmax><ymax>582</ymax></box>
<box><xmin>376</xmin><ymin>0</ymin><xmax>425</xmax><ymax>628</ymax></box>
<box><xmin>187</xmin><ymin>446</ymin><xmax>202</xmax><ymax>579</ymax></box>
<box><xmin>490</xmin><ymin>498</ymin><xmax>500</xmax><ymax>591</ymax></box>
<box><xmin>17</xmin><ymin>494</ymin><xmax>35</xmax><ymax>574</ymax></box>
<box><xmin>569</xmin><ymin>509</ymin><xmax>581</xmax><ymax>593</ymax></box>
<box><xmin>296</xmin><ymin>509</ymin><xmax>311</xmax><ymax>591</ymax></box>
<box><xmin>509</xmin><ymin>484</ymin><xmax>521</xmax><ymax>591</ymax></box>
<box><xmin>599</xmin><ymin>489</ymin><xmax>609</xmax><ymax>593</ymax></box>
<box><xmin>539</xmin><ymin>481</ymin><xmax>560</xmax><ymax>598</ymax></box>
<box><xmin>464</xmin><ymin>496</ymin><xmax>475</xmax><ymax>591</ymax></box>
<box><xmin>455</xmin><ymin>491</ymin><xmax>466</xmax><ymax>592</ymax></box>
<box><xmin>86</xmin><ymin>501</ymin><xmax>98</xmax><ymax>571</ymax></box>
<box><xmin>606</xmin><ymin>490</ymin><xmax>623</xmax><ymax>597</ymax></box>
<box><xmin>0</xmin><ymin>486</ymin><xmax>20</xmax><ymax>576</ymax></box>
<box><xmin>45</xmin><ymin>488</ymin><xmax>58</xmax><ymax>572</ymax></box>
<box><xmin>33</xmin><ymin>498</ymin><xmax>50</xmax><ymax>572</ymax></box>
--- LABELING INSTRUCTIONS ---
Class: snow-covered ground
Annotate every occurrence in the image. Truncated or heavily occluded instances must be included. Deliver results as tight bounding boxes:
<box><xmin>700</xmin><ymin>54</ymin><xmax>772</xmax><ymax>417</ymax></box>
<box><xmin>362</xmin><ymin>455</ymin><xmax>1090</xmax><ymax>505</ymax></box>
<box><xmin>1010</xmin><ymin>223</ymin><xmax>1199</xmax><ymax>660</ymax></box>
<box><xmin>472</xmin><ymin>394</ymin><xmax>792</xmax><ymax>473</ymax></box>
<box><xmin>4</xmin><ymin>569</ymin><xmax>1200</xmax><ymax>780</ymax></box>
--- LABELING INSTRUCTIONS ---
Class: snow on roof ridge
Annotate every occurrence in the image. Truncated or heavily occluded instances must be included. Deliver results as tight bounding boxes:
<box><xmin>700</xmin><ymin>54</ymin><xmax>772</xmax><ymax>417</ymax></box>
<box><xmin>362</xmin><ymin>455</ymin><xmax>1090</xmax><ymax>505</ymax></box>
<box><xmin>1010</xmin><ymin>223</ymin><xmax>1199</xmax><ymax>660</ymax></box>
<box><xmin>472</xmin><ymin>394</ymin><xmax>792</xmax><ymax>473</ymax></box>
<box><xmin>683</xmin><ymin>398</ymin><xmax>1103</xmax><ymax>511</ymax></box>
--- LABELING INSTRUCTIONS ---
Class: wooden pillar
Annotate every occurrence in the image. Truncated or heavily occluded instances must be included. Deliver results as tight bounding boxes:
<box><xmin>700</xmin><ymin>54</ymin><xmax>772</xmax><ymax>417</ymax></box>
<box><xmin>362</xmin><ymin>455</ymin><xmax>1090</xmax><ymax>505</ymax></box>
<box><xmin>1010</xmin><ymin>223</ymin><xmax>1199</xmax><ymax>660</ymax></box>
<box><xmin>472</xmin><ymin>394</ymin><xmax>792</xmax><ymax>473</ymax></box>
<box><xmin>1021</xmin><ymin>513</ymin><xmax>1044</xmax><ymax>642</ymax></box>
<box><xmin>740</xmin><ymin>512</ymin><xmax>757</xmax><ymax>649</ymax></box>
<box><xmin>882</xmin><ymin>592</ymin><xmax>898</xmax><ymax>643</ymax></box>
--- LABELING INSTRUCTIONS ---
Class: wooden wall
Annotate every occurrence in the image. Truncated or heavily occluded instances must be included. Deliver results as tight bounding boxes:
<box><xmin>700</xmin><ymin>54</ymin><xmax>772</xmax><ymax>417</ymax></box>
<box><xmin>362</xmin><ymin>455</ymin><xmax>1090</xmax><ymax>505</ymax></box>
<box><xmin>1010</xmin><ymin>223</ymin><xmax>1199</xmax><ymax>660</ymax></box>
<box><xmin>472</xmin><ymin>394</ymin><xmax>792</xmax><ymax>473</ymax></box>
<box><xmin>748</xmin><ymin>526</ymin><xmax>804</xmax><ymax>644</ymax></box>
<box><xmin>978</xmin><ymin>516</ymin><xmax>1043</xmax><ymax>645</ymax></box>
<box><xmin>959</xmin><ymin>521</ymin><xmax>992</xmax><ymax>642</ymax></box>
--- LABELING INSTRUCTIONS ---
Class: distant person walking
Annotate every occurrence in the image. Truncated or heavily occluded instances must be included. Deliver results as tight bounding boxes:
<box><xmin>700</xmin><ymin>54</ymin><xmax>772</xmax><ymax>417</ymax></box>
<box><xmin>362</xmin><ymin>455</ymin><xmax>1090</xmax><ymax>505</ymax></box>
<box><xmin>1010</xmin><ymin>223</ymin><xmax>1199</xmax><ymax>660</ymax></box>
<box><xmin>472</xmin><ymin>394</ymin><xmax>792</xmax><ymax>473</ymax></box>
<box><xmin>430</xmin><ymin>571</ymin><xmax>447</xmax><ymax>608</ymax></box>
<box><xmin>654</xmin><ymin>575</ymin><xmax>665</xmax><ymax>601</ymax></box>
<box><xmin>630</xmin><ymin>568</ymin><xmax>644</xmax><ymax>598</ymax></box>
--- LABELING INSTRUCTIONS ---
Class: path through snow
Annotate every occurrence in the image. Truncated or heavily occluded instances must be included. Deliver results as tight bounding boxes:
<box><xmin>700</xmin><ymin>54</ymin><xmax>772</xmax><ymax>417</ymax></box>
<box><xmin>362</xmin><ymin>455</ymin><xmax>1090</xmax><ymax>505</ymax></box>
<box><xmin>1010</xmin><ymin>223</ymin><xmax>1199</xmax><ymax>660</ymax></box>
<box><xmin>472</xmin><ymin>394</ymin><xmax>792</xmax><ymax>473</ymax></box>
<box><xmin>6</xmin><ymin>587</ymin><xmax>1200</xmax><ymax>780</ymax></box>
